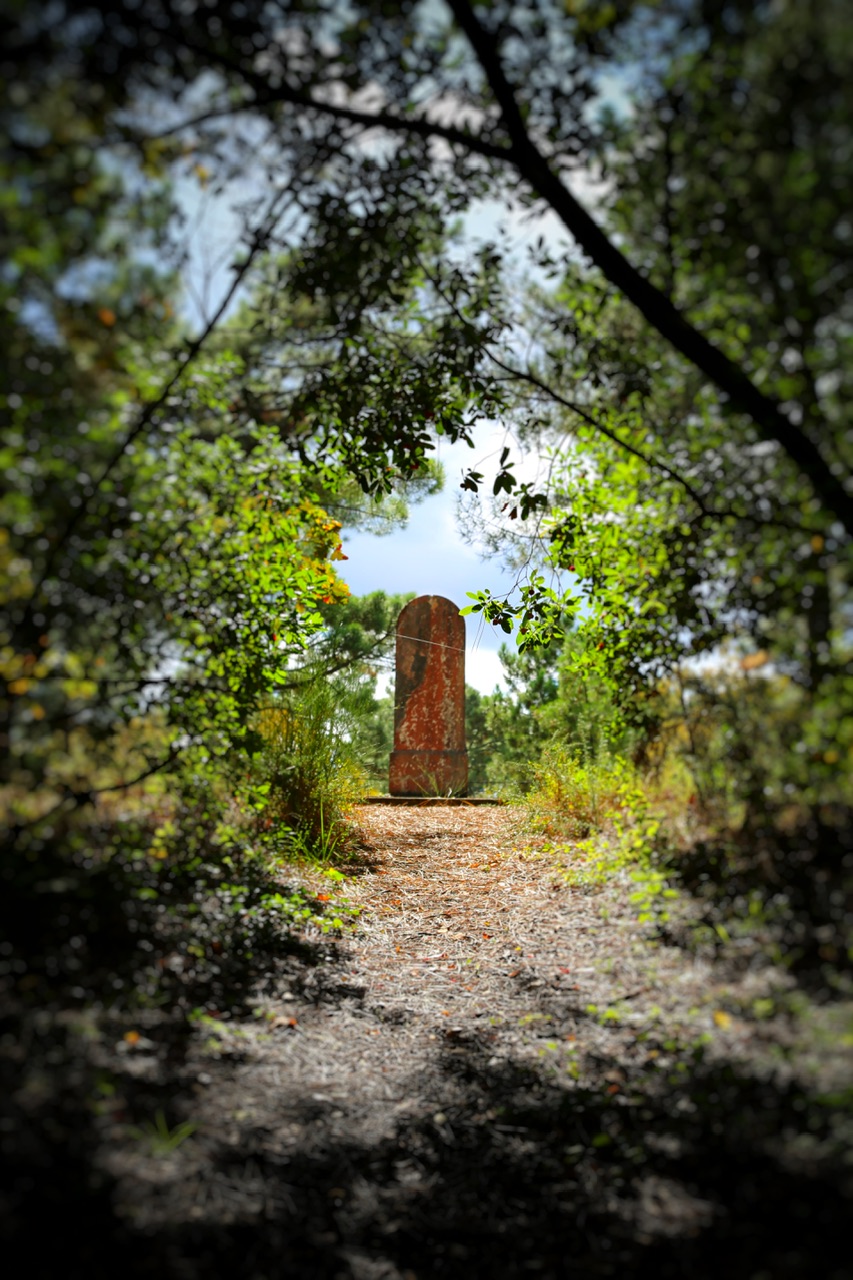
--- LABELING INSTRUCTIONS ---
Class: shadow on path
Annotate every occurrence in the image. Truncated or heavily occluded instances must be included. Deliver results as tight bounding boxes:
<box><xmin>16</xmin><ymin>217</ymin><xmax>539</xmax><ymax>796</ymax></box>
<box><xmin>13</xmin><ymin>1017</ymin><xmax>850</xmax><ymax>1280</ymax></box>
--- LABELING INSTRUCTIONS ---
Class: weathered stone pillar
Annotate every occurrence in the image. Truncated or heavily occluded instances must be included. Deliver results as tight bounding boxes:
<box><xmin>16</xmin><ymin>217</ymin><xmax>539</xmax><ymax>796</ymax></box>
<box><xmin>389</xmin><ymin>595</ymin><xmax>468</xmax><ymax>796</ymax></box>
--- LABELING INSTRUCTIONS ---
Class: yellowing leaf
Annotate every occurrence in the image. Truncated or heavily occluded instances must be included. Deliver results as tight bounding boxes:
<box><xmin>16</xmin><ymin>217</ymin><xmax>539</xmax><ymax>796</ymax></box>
<box><xmin>713</xmin><ymin>1010</ymin><xmax>732</xmax><ymax>1030</ymax></box>
<box><xmin>97</xmin><ymin>307</ymin><xmax>116</xmax><ymax>327</ymax></box>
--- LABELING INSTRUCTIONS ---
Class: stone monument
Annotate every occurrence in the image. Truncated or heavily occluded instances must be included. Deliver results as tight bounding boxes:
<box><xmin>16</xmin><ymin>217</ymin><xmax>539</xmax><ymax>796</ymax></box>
<box><xmin>389</xmin><ymin>595</ymin><xmax>468</xmax><ymax>796</ymax></box>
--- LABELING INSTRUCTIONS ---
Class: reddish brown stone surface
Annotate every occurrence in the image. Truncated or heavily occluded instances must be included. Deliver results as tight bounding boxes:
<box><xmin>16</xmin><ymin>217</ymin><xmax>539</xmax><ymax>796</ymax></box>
<box><xmin>389</xmin><ymin>595</ymin><xmax>468</xmax><ymax>796</ymax></box>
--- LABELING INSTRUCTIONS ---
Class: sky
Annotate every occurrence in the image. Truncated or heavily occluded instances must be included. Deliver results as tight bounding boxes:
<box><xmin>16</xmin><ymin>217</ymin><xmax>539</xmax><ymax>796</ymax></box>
<box><xmin>337</xmin><ymin>426</ymin><xmax>538</xmax><ymax>696</ymax></box>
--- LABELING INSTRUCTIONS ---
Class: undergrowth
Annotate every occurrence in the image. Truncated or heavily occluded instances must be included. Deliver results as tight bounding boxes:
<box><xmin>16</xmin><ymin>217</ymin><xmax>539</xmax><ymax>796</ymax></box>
<box><xmin>521</xmin><ymin>733</ymin><xmax>853</xmax><ymax>982</ymax></box>
<box><xmin>254</xmin><ymin>676</ymin><xmax>367</xmax><ymax>863</ymax></box>
<box><xmin>520</xmin><ymin>741</ymin><xmax>678</xmax><ymax>927</ymax></box>
<box><xmin>521</xmin><ymin>741</ymin><xmax>641</xmax><ymax>843</ymax></box>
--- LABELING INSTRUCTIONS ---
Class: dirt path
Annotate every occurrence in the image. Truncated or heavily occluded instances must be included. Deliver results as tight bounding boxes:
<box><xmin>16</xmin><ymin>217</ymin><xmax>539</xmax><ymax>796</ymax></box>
<box><xmin>102</xmin><ymin>805</ymin><xmax>852</xmax><ymax>1280</ymax></box>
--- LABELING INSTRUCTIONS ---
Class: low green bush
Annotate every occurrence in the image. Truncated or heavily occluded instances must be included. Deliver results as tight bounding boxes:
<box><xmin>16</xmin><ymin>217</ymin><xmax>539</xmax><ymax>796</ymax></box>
<box><xmin>254</xmin><ymin>675</ymin><xmax>367</xmax><ymax>861</ymax></box>
<box><xmin>522</xmin><ymin>739</ymin><xmax>643</xmax><ymax>842</ymax></box>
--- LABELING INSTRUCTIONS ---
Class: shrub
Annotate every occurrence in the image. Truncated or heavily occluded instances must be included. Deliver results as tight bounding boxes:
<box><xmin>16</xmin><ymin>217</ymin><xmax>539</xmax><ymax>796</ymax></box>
<box><xmin>648</xmin><ymin>660</ymin><xmax>853</xmax><ymax>830</ymax></box>
<box><xmin>254</xmin><ymin>675</ymin><xmax>366</xmax><ymax>859</ymax></box>
<box><xmin>522</xmin><ymin>737</ymin><xmax>644</xmax><ymax>842</ymax></box>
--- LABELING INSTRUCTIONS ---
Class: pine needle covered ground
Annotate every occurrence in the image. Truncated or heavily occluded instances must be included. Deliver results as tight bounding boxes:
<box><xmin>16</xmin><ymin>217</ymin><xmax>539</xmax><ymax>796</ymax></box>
<box><xmin>14</xmin><ymin>804</ymin><xmax>849</xmax><ymax>1279</ymax></box>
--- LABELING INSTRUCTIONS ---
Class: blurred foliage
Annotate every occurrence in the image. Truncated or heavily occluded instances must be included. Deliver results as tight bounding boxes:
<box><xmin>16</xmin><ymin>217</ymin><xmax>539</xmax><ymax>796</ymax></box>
<box><xmin>0</xmin><ymin>32</ymin><xmax>449</xmax><ymax>1022</ymax></box>
<box><xmin>465</xmin><ymin>619</ymin><xmax>852</xmax><ymax>982</ymax></box>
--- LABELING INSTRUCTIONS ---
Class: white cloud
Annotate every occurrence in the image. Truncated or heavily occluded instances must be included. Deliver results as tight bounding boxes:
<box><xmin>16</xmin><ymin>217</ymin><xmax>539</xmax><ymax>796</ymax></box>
<box><xmin>465</xmin><ymin>644</ymin><xmax>508</xmax><ymax>694</ymax></box>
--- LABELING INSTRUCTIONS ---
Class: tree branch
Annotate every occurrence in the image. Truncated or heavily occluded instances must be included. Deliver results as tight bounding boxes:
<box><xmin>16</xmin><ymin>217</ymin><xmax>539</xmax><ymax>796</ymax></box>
<box><xmin>445</xmin><ymin>0</ymin><xmax>850</xmax><ymax>532</ymax></box>
<box><xmin>487</xmin><ymin>352</ymin><xmax>716</xmax><ymax>516</ymax></box>
<box><xmin>186</xmin><ymin>4</ymin><xmax>852</xmax><ymax>532</ymax></box>
<box><xmin>7</xmin><ymin>747</ymin><xmax>185</xmax><ymax>836</ymax></box>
